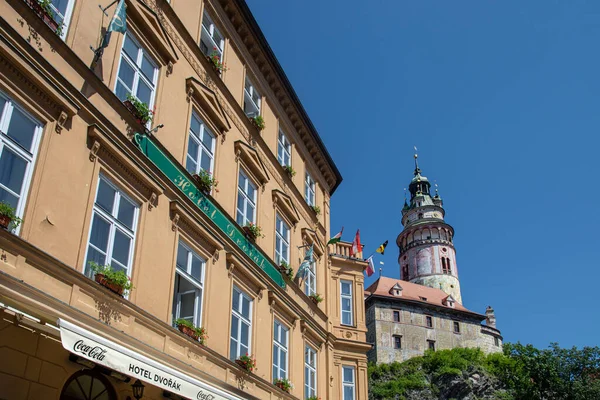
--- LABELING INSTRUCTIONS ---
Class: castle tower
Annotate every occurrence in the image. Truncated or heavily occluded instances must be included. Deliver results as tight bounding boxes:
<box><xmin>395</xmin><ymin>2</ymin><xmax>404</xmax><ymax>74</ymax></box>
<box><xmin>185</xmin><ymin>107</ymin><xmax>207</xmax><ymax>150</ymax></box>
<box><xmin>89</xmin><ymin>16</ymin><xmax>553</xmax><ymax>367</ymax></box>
<box><xmin>396</xmin><ymin>153</ymin><xmax>463</xmax><ymax>302</ymax></box>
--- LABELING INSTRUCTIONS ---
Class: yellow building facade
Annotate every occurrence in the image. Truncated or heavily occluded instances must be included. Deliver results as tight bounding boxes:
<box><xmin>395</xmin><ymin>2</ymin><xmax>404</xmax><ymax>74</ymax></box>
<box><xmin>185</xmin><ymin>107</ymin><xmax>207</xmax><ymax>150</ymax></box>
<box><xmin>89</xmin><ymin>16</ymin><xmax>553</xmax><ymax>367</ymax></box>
<box><xmin>0</xmin><ymin>0</ymin><xmax>370</xmax><ymax>399</ymax></box>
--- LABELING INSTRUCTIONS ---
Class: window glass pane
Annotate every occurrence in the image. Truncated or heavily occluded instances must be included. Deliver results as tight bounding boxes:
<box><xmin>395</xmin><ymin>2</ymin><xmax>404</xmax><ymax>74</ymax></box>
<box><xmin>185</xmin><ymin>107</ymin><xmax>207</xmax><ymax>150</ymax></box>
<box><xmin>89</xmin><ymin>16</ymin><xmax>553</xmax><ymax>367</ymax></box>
<box><xmin>344</xmin><ymin>386</ymin><xmax>354</xmax><ymax>399</ymax></box>
<box><xmin>191</xmin><ymin>255</ymin><xmax>202</xmax><ymax>282</ymax></box>
<box><xmin>240</xmin><ymin>322</ymin><xmax>249</xmax><ymax>346</ymax></box>
<box><xmin>247</xmin><ymin>182</ymin><xmax>256</xmax><ymax>202</ymax></box>
<box><xmin>230</xmin><ymin>315</ymin><xmax>238</xmax><ymax>339</ymax></box>
<box><xmin>96</xmin><ymin>179</ymin><xmax>116</xmax><ymax>213</ymax></box>
<box><xmin>232</xmin><ymin>289</ymin><xmax>240</xmax><ymax>311</ymax></box>
<box><xmin>111</xmin><ymin>229</ymin><xmax>131</xmax><ymax>266</ymax></box>
<box><xmin>123</xmin><ymin>35</ymin><xmax>139</xmax><ymax>60</ymax></box>
<box><xmin>89</xmin><ymin>214</ymin><xmax>110</xmax><ymax>250</ymax></box>
<box><xmin>201</xmin><ymin>129</ymin><xmax>214</xmax><ymax>152</ymax></box>
<box><xmin>50</xmin><ymin>0</ymin><xmax>69</xmax><ymax>15</ymax></box>
<box><xmin>240</xmin><ymin>343</ymin><xmax>248</xmax><ymax>356</ymax></box>
<box><xmin>342</xmin><ymin>312</ymin><xmax>351</xmax><ymax>325</ymax></box>
<box><xmin>85</xmin><ymin>248</ymin><xmax>106</xmax><ymax>273</ymax></box>
<box><xmin>6</xmin><ymin>108</ymin><xmax>36</xmax><ymax>151</ymax></box>
<box><xmin>185</xmin><ymin>156</ymin><xmax>197</xmax><ymax>174</ymax></box>
<box><xmin>177</xmin><ymin>275</ymin><xmax>194</xmax><ymax>292</ymax></box>
<box><xmin>176</xmin><ymin>243</ymin><xmax>188</xmax><ymax>270</ymax></box>
<box><xmin>187</xmin><ymin>137</ymin><xmax>199</xmax><ymax>161</ymax></box>
<box><xmin>0</xmin><ymin>188</ymin><xmax>18</xmax><ymax>209</ymax></box>
<box><xmin>115</xmin><ymin>81</ymin><xmax>131</xmax><ymax>102</ymax></box>
<box><xmin>0</xmin><ymin>148</ymin><xmax>26</xmax><ymax>194</ymax></box>
<box><xmin>241</xmin><ymin>296</ymin><xmax>250</xmax><ymax>319</ymax></box>
<box><xmin>117</xmin><ymin>61</ymin><xmax>135</xmax><ymax>90</ymax></box>
<box><xmin>229</xmin><ymin>338</ymin><xmax>238</xmax><ymax>360</ymax></box>
<box><xmin>236</xmin><ymin>209</ymin><xmax>244</xmax><ymax>226</ymax></box>
<box><xmin>0</xmin><ymin>96</ymin><xmax>6</xmax><ymax>114</ymax></box>
<box><xmin>136</xmin><ymin>80</ymin><xmax>152</xmax><ymax>105</ymax></box>
<box><xmin>190</xmin><ymin>115</ymin><xmax>201</xmax><ymax>137</ymax></box>
<box><xmin>117</xmin><ymin>197</ymin><xmax>136</xmax><ymax>229</ymax></box>
<box><xmin>246</xmin><ymin>204</ymin><xmax>255</xmax><ymax>224</ymax></box>
<box><xmin>343</xmin><ymin>367</ymin><xmax>354</xmax><ymax>382</ymax></box>
<box><xmin>179</xmin><ymin>292</ymin><xmax>195</xmax><ymax>319</ymax></box>
<box><xmin>200</xmin><ymin>150</ymin><xmax>211</xmax><ymax>172</ymax></box>
<box><xmin>341</xmin><ymin>282</ymin><xmax>351</xmax><ymax>295</ymax></box>
<box><xmin>141</xmin><ymin>55</ymin><xmax>155</xmax><ymax>82</ymax></box>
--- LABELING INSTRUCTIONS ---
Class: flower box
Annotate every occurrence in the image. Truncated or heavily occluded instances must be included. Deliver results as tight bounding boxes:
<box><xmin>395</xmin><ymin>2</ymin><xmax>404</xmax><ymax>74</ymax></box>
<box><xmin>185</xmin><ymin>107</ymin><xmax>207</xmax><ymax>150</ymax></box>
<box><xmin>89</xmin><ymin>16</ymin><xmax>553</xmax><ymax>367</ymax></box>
<box><xmin>0</xmin><ymin>215</ymin><xmax>11</xmax><ymax>230</ymax></box>
<box><xmin>94</xmin><ymin>273</ymin><xmax>125</xmax><ymax>296</ymax></box>
<box><xmin>178</xmin><ymin>324</ymin><xmax>199</xmax><ymax>341</ymax></box>
<box><xmin>274</xmin><ymin>378</ymin><xmax>293</xmax><ymax>393</ymax></box>
<box><xmin>235</xmin><ymin>355</ymin><xmax>256</xmax><ymax>372</ymax></box>
<box><xmin>24</xmin><ymin>0</ymin><xmax>60</xmax><ymax>34</ymax></box>
<box><xmin>123</xmin><ymin>100</ymin><xmax>147</xmax><ymax>125</ymax></box>
<box><xmin>192</xmin><ymin>174</ymin><xmax>212</xmax><ymax>195</ymax></box>
<box><xmin>0</xmin><ymin>201</ymin><xmax>22</xmax><ymax>230</ymax></box>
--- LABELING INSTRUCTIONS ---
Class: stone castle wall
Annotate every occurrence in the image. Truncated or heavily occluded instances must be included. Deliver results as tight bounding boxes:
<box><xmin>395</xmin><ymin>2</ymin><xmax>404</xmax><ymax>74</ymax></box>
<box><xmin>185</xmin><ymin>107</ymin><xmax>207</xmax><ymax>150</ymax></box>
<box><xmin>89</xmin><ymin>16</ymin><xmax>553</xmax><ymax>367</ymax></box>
<box><xmin>366</xmin><ymin>300</ymin><xmax>502</xmax><ymax>364</ymax></box>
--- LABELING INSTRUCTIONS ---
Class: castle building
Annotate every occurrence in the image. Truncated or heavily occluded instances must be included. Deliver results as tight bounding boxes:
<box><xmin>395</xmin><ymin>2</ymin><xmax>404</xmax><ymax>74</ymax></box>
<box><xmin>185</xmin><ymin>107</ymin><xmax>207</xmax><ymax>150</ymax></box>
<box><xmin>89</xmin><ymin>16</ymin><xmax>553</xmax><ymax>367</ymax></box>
<box><xmin>0</xmin><ymin>0</ymin><xmax>369</xmax><ymax>399</ymax></box>
<box><xmin>365</xmin><ymin>155</ymin><xmax>502</xmax><ymax>364</ymax></box>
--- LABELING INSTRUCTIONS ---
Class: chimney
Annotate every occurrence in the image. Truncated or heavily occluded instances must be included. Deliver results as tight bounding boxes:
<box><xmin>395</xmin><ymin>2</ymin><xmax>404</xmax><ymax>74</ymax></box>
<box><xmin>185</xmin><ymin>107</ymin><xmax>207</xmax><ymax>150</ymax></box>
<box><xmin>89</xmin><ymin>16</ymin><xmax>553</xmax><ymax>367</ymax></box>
<box><xmin>485</xmin><ymin>306</ymin><xmax>496</xmax><ymax>328</ymax></box>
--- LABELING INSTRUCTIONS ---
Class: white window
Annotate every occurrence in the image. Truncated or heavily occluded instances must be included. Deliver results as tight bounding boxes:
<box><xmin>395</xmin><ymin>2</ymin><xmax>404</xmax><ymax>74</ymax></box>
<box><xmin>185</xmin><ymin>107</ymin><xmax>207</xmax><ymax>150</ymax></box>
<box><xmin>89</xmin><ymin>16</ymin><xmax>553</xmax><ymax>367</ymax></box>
<box><xmin>115</xmin><ymin>34</ymin><xmax>158</xmax><ymax>109</ymax></box>
<box><xmin>84</xmin><ymin>176</ymin><xmax>139</xmax><ymax>279</ymax></box>
<box><xmin>304</xmin><ymin>345</ymin><xmax>317</xmax><ymax>399</ymax></box>
<box><xmin>340</xmin><ymin>280</ymin><xmax>353</xmax><ymax>326</ymax></box>
<box><xmin>230</xmin><ymin>286</ymin><xmax>252</xmax><ymax>361</ymax></box>
<box><xmin>304</xmin><ymin>259</ymin><xmax>316</xmax><ymax>296</ymax></box>
<box><xmin>275</xmin><ymin>214</ymin><xmax>290</xmax><ymax>266</ymax></box>
<box><xmin>185</xmin><ymin>111</ymin><xmax>215</xmax><ymax>175</ymax></box>
<box><xmin>0</xmin><ymin>94</ymin><xmax>42</xmax><ymax>231</ymax></box>
<box><xmin>342</xmin><ymin>366</ymin><xmax>356</xmax><ymax>400</ymax></box>
<box><xmin>243</xmin><ymin>77</ymin><xmax>261</xmax><ymax>117</ymax></box>
<box><xmin>236</xmin><ymin>170</ymin><xmax>257</xmax><ymax>226</ymax></box>
<box><xmin>172</xmin><ymin>241</ymin><xmax>205</xmax><ymax>328</ymax></box>
<box><xmin>277</xmin><ymin>130</ymin><xmax>291</xmax><ymax>167</ymax></box>
<box><xmin>49</xmin><ymin>0</ymin><xmax>75</xmax><ymax>40</ymax></box>
<box><xmin>305</xmin><ymin>172</ymin><xmax>315</xmax><ymax>206</ymax></box>
<box><xmin>272</xmin><ymin>320</ymin><xmax>289</xmax><ymax>380</ymax></box>
<box><xmin>200</xmin><ymin>11</ymin><xmax>225</xmax><ymax>59</ymax></box>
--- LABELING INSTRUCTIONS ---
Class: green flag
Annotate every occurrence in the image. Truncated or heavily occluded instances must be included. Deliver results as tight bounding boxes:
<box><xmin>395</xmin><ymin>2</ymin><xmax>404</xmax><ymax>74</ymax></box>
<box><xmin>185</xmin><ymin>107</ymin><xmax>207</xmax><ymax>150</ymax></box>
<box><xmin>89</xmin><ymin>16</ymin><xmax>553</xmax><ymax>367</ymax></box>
<box><xmin>327</xmin><ymin>227</ymin><xmax>343</xmax><ymax>245</ymax></box>
<box><xmin>108</xmin><ymin>0</ymin><xmax>127</xmax><ymax>34</ymax></box>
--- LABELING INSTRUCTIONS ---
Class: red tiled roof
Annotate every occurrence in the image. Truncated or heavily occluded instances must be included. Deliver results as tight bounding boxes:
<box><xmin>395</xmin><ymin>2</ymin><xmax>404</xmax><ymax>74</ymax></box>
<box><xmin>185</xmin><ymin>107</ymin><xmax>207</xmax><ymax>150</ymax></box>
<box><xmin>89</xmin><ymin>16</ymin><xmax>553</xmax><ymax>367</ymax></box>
<box><xmin>364</xmin><ymin>276</ymin><xmax>483</xmax><ymax>317</ymax></box>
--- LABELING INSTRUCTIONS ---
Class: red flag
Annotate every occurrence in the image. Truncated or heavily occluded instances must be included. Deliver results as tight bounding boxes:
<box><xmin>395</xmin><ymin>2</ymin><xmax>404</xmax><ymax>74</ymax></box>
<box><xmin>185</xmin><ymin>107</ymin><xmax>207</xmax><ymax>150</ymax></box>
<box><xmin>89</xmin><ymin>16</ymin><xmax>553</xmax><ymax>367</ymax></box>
<box><xmin>350</xmin><ymin>229</ymin><xmax>362</xmax><ymax>258</ymax></box>
<box><xmin>365</xmin><ymin>256</ymin><xmax>375</xmax><ymax>277</ymax></box>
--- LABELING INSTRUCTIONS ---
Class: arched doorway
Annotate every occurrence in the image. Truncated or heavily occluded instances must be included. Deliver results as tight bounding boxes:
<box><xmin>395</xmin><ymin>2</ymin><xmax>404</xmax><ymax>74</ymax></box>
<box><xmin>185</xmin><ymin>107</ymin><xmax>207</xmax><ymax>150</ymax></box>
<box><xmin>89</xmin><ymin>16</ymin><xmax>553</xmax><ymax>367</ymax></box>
<box><xmin>60</xmin><ymin>370</ymin><xmax>117</xmax><ymax>400</ymax></box>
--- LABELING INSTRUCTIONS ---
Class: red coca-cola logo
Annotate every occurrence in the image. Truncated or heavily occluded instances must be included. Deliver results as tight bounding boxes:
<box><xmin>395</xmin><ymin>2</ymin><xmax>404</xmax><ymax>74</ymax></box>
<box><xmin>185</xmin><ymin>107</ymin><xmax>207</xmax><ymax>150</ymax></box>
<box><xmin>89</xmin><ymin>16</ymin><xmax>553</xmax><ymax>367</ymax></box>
<box><xmin>73</xmin><ymin>340</ymin><xmax>107</xmax><ymax>361</ymax></box>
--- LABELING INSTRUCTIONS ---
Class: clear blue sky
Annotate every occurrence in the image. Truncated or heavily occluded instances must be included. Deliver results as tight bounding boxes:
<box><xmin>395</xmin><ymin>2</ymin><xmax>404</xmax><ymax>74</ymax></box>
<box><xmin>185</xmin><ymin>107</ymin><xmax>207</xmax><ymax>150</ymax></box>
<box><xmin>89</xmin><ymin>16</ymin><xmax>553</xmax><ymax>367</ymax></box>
<box><xmin>246</xmin><ymin>0</ymin><xmax>600</xmax><ymax>349</ymax></box>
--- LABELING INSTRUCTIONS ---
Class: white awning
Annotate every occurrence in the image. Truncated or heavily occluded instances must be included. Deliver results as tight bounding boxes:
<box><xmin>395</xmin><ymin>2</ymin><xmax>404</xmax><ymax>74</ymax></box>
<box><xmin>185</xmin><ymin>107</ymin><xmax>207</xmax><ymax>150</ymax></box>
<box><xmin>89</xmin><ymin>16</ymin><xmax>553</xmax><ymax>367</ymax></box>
<box><xmin>58</xmin><ymin>319</ymin><xmax>241</xmax><ymax>400</ymax></box>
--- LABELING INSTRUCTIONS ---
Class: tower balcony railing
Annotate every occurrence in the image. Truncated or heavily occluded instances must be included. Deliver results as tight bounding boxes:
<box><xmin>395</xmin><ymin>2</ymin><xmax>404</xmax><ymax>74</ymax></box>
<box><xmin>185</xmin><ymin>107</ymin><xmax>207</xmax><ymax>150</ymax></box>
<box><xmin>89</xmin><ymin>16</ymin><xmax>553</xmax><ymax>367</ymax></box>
<box><xmin>329</xmin><ymin>241</ymin><xmax>366</xmax><ymax>261</ymax></box>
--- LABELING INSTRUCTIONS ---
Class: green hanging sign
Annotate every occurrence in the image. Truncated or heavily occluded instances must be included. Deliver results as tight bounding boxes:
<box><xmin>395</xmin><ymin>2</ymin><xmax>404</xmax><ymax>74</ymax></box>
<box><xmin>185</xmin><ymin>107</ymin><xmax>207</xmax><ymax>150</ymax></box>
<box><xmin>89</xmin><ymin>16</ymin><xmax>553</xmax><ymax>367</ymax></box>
<box><xmin>133</xmin><ymin>133</ymin><xmax>285</xmax><ymax>288</ymax></box>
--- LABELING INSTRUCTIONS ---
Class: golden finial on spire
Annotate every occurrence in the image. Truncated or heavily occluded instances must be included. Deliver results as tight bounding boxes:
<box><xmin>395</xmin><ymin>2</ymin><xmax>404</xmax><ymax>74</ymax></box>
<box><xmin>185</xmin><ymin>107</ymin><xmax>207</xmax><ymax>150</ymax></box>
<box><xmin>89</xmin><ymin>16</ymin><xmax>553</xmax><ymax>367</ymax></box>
<box><xmin>413</xmin><ymin>146</ymin><xmax>421</xmax><ymax>175</ymax></box>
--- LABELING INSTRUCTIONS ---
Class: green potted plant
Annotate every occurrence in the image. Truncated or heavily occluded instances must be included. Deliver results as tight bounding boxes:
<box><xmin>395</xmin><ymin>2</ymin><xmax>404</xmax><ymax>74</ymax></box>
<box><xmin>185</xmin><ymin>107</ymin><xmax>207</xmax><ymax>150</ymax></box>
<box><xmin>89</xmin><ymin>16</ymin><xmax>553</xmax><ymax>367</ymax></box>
<box><xmin>242</xmin><ymin>222</ymin><xmax>263</xmax><ymax>242</ymax></box>
<box><xmin>207</xmin><ymin>48</ymin><xmax>228</xmax><ymax>74</ymax></box>
<box><xmin>250</xmin><ymin>115</ymin><xmax>265</xmax><ymax>131</ymax></box>
<box><xmin>24</xmin><ymin>0</ymin><xmax>62</xmax><ymax>35</ymax></box>
<box><xmin>174</xmin><ymin>319</ymin><xmax>208</xmax><ymax>345</ymax></box>
<box><xmin>311</xmin><ymin>205</ymin><xmax>321</xmax><ymax>216</ymax></box>
<box><xmin>0</xmin><ymin>202</ymin><xmax>21</xmax><ymax>230</ymax></box>
<box><xmin>192</xmin><ymin>169</ymin><xmax>218</xmax><ymax>195</ymax></box>
<box><xmin>278</xmin><ymin>261</ymin><xmax>294</xmax><ymax>280</ymax></box>
<box><xmin>124</xmin><ymin>94</ymin><xmax>155</xmax><ymax>125</ymax></box>
<box><xmin>309</xmin><ymin>293</ymin><xmax>323</xmax><ymax>304</ymax></box>
<box><xmin>235</xmin><ymin>353</ymin><xmax>256</xmax><ymax>372</ymax></box>
<box><xmin>274</xmin><ymin>378</ymin><xmax>293</xmax><ymax>393</ymax></box>
<box><xmin>89</xmin><ymin>262</ymin><xmax>134</xmax><ymax>297</ymax></box>
<box><xmin>283</xmin><ymin>165</ymin><xmax>296</xmax><ymax>177</ymax></box>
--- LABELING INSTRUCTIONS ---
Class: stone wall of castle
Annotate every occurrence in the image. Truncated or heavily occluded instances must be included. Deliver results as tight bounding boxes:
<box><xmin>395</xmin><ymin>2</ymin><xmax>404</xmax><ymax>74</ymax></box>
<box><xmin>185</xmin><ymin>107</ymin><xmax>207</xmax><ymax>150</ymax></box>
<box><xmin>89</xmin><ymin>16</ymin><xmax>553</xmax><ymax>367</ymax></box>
<box><xmin>366</xmin><ymin>300</ymin><xmax>503</xmax><ymax>364</ymax></box>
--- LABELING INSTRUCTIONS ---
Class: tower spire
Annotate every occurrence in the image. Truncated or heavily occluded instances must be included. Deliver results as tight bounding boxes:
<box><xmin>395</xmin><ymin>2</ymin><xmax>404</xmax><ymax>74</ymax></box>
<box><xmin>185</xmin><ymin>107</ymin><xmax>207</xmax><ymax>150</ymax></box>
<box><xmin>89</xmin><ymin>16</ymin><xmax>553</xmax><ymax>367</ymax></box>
<box><xmin>413</xmin><ymin>146</ymin><xmax>421</xmax><ymax>175</ymax></box>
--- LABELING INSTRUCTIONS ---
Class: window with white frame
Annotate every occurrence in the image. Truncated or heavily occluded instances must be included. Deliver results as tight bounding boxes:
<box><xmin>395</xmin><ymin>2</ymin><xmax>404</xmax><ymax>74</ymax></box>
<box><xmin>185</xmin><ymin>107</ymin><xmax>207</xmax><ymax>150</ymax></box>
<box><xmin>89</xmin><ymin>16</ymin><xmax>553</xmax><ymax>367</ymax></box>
<box><xmin>243</xmin><ymin>77</ymin><xmax>261</xmax><ymax>117</ymax></box>
<box><xmin>84</xmin><ymin>176</ymin><xmax>139</xmax><ymax>278</ymax></box>
<box><xmin>304</xmin><ymin>259</ymin><xmax>316</xmax><ymax>296</ymax></box>
<box><xmin>200</xmin><ymin>11</ymin><xmax>224</xmax><ymax>59</ymax></box>
<box><xmin>274</xmin><ymin>214</ymin><xmax>290</xmax><ymax>266</ymax></box>
<box><xmin>272</xmin><ymin>320</ymin><xmax>289</xmax><ymax>380</ymax></box>
<box><xmin>340</xmin><ymin>280</ymin><xmax>353</xmax><ymax>326</ymax></box>
<box><xmin>185</xmin><ymin>111</ymin><xmax>215</xmax><ymax>175</ymax></box>
<box><xmin>0</xmin><ymin>94</ymin><xmax>42</xmax><ymax>229</ymax></box>
<box><xmin>236</xmin><ymin>170</ymin><xmax>257</xmax><ymax>226</ymax></box>
<box><xmin>305</xmin><ymin>345</ymin><xmax>317</xmax><ymax>398</ymax></box>
<box><xmin>305</xmin><ymin>172</ymin><xmax>315</xmax><ymax>206</ymax></box>
<box><xmin>342</xmin><ymin>366</ymin><xmax>356</xmax><ymax>400</ymax></box>
<box><xmin>115</xmin><ymin>34</ymin><xmax>158</xmax><ymax>109</ymax></box>
<box><xmin>172</xmin><ymin>241</ymin><xmax>205</xmax><ymax>328</ymax></box>
<box><xmin>277</xmin><ymin>130</ymin><xmax>291</xmax><ymax>167</ymax></box>
<box><xmin>230</xmin><ymin>286</ymin><xmax>252</xmax><ymax>361</ymax></box>
<box><xmin>49</xmin><ymin>0</ymin><xmax>75</xmax><ymax>40</ymax></box>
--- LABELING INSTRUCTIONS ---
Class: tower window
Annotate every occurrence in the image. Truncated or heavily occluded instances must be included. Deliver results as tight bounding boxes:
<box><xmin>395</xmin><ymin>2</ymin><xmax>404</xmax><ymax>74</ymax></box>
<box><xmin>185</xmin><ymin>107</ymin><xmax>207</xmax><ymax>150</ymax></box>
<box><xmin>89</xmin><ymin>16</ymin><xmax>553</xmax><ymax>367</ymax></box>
<box><xmin>442</xmin><ymin>257</ymin><xmax>452</xmax><ymax>274</ymax></box>
<box><xmin>495</xmin><ymin>337</ymin><xmax>500</xmax><ymax>347</ymax></box>
<box><xmin>393</xmin><ymin>310</ymin><xmax>400</xmax><ymax>322</ymax></box>
<box><xmin>418</xmin><ymin>213</ymin><xmax>423</xmax><ymax>219</ymax></box>
<box><xmin>425</xmin><ymin>315</ymin><xmax>433</xmax><ymax>328</ymax></box>
<box><xmin>402</xmin><ymin>265</ymin><xmax>409</xmax><ymax>281</ymax></box>
<box><xmin>427</xmin><ymin>340</ymin><xmax>436</xmax><ymax>351</ymax></box>
<box><xmin>393</xmin><ymin>335</ymin><xmax>402</xmax><ymax>349</ymax></box>
<box><xmin>453</xmin><ymin>321</ymin><xmax>460</xmax><ymax>333</ymax></box>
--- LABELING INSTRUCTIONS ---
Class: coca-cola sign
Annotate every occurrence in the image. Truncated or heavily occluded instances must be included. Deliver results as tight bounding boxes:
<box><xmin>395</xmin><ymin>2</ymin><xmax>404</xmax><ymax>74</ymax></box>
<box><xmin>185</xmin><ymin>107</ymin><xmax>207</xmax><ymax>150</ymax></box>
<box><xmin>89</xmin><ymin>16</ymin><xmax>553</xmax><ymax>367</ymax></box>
<box><xmin>73</xmin><ymin>339</ymin><xmax>107</xmax><ymax>361</ymax></box>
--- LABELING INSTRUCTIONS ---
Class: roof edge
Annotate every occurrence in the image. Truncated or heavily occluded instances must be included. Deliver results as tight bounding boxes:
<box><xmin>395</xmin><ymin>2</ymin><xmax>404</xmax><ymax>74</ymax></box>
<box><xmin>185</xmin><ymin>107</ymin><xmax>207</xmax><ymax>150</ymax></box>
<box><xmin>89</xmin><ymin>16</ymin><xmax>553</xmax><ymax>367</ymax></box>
<box><xmin>233</xmin><ymin>0</ymin><xmax>343</xmax><ymax>195</ymax></box>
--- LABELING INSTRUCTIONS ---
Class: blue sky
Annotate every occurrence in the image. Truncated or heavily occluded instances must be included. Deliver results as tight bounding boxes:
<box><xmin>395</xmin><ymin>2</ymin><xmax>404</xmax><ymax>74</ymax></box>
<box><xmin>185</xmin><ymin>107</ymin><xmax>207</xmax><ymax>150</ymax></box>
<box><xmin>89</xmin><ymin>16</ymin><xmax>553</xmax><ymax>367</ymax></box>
<box><xmin>246</xmin><ymin>0</ymin><xmax>600</xmax><ymax>349</ymax></box>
